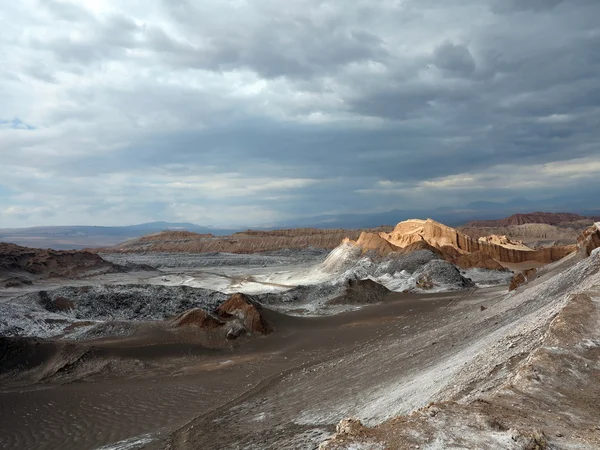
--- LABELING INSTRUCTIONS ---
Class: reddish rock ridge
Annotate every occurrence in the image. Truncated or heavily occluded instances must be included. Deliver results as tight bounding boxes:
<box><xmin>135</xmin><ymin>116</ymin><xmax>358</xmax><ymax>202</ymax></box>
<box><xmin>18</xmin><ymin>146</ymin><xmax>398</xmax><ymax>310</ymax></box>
<box><xmin>465</xmin><ymin>212</ymin><xmax>599</xmax><ymax>227</ymax></box>
<box><xmin>346</xmin><ymin>219</ymin><xmax>577</xmax><ymax>270</ymax></box>
<box><xmin>171</xmin><ymin>308</ymin><xmax>224</xmax><ymax>329</ymax></box>
<box><xmin>509</xmin><ymin>268</ymin><xmax>538</xmax><ymax>291</ymax></box>
<box><xmin>97</xmin><ymin>227</ymin><xmax>393</xmax><ymax>254</ymax></box>
<box><xmin>217</xmin><ymin>293</ymin><xmax>273</xmax><ymax>335</ymax></box>
<box><xmin>171</xmin><ymin>294</ymin><xmax>273</xmax><ymax>340</ymax></box>
<box><xmin>0</xmin><ymin>242</ymin><xmax>123</xmax><ymax>280</ymax></box>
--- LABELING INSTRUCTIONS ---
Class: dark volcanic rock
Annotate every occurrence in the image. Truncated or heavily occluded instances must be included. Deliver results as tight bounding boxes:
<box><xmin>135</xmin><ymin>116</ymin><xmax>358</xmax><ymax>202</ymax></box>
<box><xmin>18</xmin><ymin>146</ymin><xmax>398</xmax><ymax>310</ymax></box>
<box><xmin>30</xmin><ymin>285</ymin><xmax>229</xmax><ymax>322</ymax></box>
<box><xmin>413</xmin><ymin>260</ymin><xmax>476</xmax><ymax>290</ymax></box>
<box><xmin>327</xmin><ymin>279</ymin><xmax>390</xmax><ymax>305</ymax></box>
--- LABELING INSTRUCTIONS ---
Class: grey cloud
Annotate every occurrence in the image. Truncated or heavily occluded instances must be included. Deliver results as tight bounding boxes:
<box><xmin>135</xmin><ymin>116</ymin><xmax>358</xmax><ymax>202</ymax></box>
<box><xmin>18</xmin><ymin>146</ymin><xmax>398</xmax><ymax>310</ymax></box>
<box><xmin>433</xmin><ymin>41</ymin><xmax>476</xmax><ymax>77</ymax></box>
<box><xmin>2</xmin><ymin>0</ymin><xmax>600</xmax><ymax>227</ymax></box>
<box><xmin>40</xmin><ymin>0</ymin><xmax>94</xmax><ymax>22</ymax></box>
<box><xmin>491</xmin><ymin>0</ymin><xmax>564</xmax><ymax>13</ymax></box>
<box><xmin>31</xmin><ymin>11</ymin><xmax>140</xmax><ymax>65</ymax></box>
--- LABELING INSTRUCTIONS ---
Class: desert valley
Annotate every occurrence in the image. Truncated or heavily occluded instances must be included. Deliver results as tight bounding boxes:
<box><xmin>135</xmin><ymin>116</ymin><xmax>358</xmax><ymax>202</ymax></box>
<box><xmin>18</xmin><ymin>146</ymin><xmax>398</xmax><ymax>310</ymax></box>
<box><xmin>1</xmin><ymin>213</ymin><xmax>599</xmax><ymax>449</ymax></box>
<box><xmin>4</xmin><ymin>0</ymin><xmax>600</xmax><ymax>448</ymax></box>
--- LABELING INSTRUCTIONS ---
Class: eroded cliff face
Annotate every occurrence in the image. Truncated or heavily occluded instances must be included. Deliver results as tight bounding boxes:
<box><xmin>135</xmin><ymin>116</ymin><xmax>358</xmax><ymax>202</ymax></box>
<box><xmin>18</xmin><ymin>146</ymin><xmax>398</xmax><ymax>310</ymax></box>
<box><xmin>345</xmin><ymin>219</ymin><xmax>577</xmax><ymax>270</ymax></box>
<box><xmin>577</xmin><ymin>222</ymin><xmax>600</xmax><ymax>256</ymax></box>
<box><xmin>100</xmin><ymin>228</ymin><xmax>393</xmax><ymax>254</ymax></box>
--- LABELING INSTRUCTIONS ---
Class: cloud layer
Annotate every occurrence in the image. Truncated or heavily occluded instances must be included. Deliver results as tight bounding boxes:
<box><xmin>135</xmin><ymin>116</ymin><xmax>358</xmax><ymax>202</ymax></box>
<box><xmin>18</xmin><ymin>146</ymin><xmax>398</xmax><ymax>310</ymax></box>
<box><xmin>1</xmin><ymin>0</ymin><xmax>599</xmax><ymax>227</ymax></box>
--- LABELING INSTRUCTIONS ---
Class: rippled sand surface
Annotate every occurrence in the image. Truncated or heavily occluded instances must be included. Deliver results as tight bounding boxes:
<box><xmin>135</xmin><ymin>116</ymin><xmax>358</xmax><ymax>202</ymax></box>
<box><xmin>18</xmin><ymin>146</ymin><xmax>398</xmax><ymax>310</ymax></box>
<box><xmin>0</xmin><ymin>375</ymin><xmax>244</xmax><ymax>450</ymax></box>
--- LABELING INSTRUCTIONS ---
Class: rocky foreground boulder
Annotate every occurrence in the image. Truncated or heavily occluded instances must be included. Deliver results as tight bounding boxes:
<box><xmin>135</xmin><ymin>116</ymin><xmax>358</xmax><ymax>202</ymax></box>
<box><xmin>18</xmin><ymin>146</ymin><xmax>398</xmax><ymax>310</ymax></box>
<box><xmin>413</xmin><ymin>260</ymin><xmax>475</xmax><ymax>290</ymax></box>
<box><xmin>508</xmin><ymin>268</ymin><xmax>538</xmax><ymax>291</ymax></box>
<box><xmin>216</xmin><ymin>293</ymin><xmax>273</xmax><ymax>335</ymax></box>
<box><xmin>172</xmin><ymin>294</ymin><xmax>273</xmax><ymax>340</ymax></box>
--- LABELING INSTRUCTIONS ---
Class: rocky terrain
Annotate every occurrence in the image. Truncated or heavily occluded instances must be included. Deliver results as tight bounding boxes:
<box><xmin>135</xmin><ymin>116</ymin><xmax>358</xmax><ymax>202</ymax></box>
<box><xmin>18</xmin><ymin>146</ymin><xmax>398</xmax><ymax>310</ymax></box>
<box><xmin>97</xmin><ymin>227</ymin><xmax>393</xmax><ymax>254</ymax></box>
<box><xmin>0</xmin><ymin>243</ymin><xmax>138</xmax><ymax>288</ymax></box>
<box><xmin>464</xmin><ymin>212</ymin><xmax>600</xmax><ymax>227</ymax></box>
<box><xmin>0</xmin><ymin>284</ymin><xmax>281</xmax><ymax>350</ymax></box>
<box><xmin>347</xmin><ymin>218</ymin><xmax>577</xmax><ymax>270</ymax></box>
<box><xmin>320</xmin><ymin>251</ymin><xmax>600</xmax><ymax>450</ymax></box>
<box><xmin>460</xmin><ymin>212</ymin><xmax>600</xmax><ymax>248</ymax></box>
<box><xmin>1</xmin><ymin>220</ymin><xmax>599</xmax><ymax>449</ymax></box>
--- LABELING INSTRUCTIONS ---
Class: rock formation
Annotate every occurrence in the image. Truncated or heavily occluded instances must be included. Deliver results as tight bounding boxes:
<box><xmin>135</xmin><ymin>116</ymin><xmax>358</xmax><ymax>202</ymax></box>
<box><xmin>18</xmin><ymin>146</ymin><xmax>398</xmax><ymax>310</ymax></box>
<box><xmin>413</xmin><ymin>260</ymin><xmax>475</xmax><ymax>290</ymax></box>
<box><xmin>465</xmin><ymin>212</ymin><xmax>599</xmax><ymax>227</ymax></box>
<box><xmin>345</xmin><ymin>219</ymin><xmax>577</xmax><ymax>270</ymax></box>
<box><xmin>477</xmin><ymin>234</ymin><xmax>531</xmax><ymax>250</ymax></box>
<box><xmin>96</xmin><ymin>227</ymin><xmax>393</xmax><ymax>254</ymax></box>
<box><xmin>509</xmin><ymin>268</ymin><xmax>538</xmax><ymax>291</ymax></box>
<box><xmin>171</xmin><ymin>308</ymin><xmax>224</xmax><ymax>329</ymax></box>
<box><xmin>327</xmin><ymin>279</ymin><xmax>390</xmax><ymax>305</ymax></box>
<box><xmin>577</xmin><ymin>222</ymin><xmax>600</xmax><ymax>256</ymax></box>
<box><xmin>217</xmin><ymin>293</ymin><xmax>273</xmax><ymax>335</ymax></box>
<box><xmin>0</xmin><ymin>242</ymin><xmax>125</xmax><ymax>281</ymax></box>
<box><xmin>460</xmin><ymin>212</ymin><xmax>600</xmax><ymax>248</ymax></box>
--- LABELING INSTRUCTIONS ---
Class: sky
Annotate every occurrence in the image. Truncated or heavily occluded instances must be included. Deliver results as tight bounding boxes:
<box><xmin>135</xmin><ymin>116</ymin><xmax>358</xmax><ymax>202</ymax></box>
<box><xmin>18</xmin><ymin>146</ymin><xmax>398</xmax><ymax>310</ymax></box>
<box><xmin>1</xmin><ymin>0</ymin><xmax>599</xmax><ymax>227</ymax></box>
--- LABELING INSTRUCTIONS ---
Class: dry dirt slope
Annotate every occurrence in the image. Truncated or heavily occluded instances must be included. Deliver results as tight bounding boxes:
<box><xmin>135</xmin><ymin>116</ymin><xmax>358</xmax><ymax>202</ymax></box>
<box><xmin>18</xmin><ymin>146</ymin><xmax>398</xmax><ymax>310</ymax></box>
<box><xmin>321</xmin><ymin>249</ymin><xmax>600</xmax><ymax>449</ymax></box>
<box><xmin>157</xmin><ymin>227</ymin><xmax>600</xmax><ymax>450</ymax></box>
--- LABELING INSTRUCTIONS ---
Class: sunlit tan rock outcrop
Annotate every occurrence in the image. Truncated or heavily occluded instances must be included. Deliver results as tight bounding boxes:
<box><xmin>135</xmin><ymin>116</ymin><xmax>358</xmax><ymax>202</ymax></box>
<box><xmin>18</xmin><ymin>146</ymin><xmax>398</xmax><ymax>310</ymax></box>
<box><xmin>577</xmin><ymin>222</ymin><xmax>600</xmax><ymax>256</ymax></box>
<box><xmin>345</xmin><ymin>219</ymin><xmax>577</xmax><ymax>270</ymax></box>
<box><xmin>477</xmin><ymin>234</ymin><xmax>531</xmax><ymax>251</ymax></box>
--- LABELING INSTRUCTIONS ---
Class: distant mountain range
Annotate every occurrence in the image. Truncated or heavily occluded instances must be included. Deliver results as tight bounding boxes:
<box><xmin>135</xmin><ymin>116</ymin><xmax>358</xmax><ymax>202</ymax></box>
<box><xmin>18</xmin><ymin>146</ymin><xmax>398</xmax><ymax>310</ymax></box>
<box><xmin>2</xmin><ymin>200</ymin><xmax>600</xmax><ymax>250</ymax></box>
<box><xmin>268</xmin><ymin>201</ymin><xmax>600</xmax><ymax>230</ymax></box>
<box><xmin>0</xmin><ymin>222</ymin><xmax>237</xmax><ymax>250</ymax></box>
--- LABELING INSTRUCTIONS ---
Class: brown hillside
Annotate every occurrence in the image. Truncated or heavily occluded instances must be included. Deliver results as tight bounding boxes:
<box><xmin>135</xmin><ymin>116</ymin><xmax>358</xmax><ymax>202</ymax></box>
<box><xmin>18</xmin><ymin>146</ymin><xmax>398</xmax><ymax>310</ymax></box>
<box><xmin>0</xmin><ymin>242</ymin><xmax>124</xmax><ymax>282</ymax></box>
<box><xmin>98</xmin><ymin>227</ymin><xmax>393</xmax><ymax>254</ymax></box>
<box><xmin>465</xmin><ymin>212</ymin><xmax>598</xmax><ymax>227</ymax></box>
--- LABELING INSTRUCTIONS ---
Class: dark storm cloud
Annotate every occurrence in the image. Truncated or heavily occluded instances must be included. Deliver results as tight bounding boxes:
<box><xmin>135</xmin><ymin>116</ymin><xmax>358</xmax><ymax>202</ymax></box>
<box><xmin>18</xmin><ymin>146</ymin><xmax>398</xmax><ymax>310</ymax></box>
<box><xmin>1</xmin><ymin>0</ymin><xmax>600</xmax><ymax>226</ymax></box>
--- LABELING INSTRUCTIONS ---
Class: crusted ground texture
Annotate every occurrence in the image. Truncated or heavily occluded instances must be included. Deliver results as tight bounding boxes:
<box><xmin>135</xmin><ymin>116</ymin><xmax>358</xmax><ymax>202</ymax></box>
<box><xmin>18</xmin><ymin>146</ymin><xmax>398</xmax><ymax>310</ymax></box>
<box><xmin>321</xmin><ymin>248</ymin><xmax>600</xmax><ymax>450</ymax></box>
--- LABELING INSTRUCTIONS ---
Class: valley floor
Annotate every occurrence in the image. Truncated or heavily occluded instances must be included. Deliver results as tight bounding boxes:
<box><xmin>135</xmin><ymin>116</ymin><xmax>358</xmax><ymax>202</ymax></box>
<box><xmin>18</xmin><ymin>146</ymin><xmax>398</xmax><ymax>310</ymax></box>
<box><xmin>1</xmin><ymin>248</ymin><xmax>598</xmax><ymax>450</ymax></box>
<box><xmin>0</xmin><ymin>288</ymin><xmax>494</xmax><ymax>450</ymax></box>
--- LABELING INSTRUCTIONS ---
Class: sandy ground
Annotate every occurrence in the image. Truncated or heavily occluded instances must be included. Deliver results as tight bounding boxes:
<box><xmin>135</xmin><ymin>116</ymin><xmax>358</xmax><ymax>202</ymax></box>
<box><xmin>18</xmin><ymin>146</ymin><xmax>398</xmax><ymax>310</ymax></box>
<box><xmin>1</xmin><ymin>249</ymin><xmax>597</xmax><ymax>449</ymax></box>
<box><xmin>0</xmin><ymin>288</ymin><xmax>488</xmax><ymax>450</ymax></box>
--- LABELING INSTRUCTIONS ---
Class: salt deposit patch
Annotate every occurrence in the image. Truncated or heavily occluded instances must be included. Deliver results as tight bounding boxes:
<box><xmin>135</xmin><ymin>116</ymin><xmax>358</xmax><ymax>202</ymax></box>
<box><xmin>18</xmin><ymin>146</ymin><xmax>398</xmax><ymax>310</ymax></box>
<box><xmin>95</xmin><ymin>433</ymin><xmax>154</xmax><ymax>450</ymax></box>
